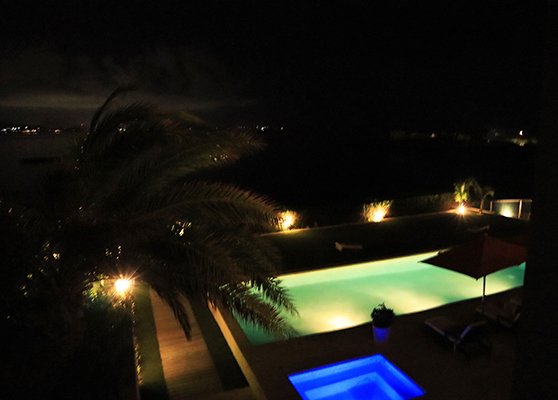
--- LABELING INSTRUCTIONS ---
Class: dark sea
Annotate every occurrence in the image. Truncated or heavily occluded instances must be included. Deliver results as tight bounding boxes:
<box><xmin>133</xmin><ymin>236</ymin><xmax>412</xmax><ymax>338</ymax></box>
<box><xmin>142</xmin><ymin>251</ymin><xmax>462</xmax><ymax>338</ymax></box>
<box><xmin>0</xmin><ymin>132</ymin><xmax>536</xmax><ymax>226</ymax></box>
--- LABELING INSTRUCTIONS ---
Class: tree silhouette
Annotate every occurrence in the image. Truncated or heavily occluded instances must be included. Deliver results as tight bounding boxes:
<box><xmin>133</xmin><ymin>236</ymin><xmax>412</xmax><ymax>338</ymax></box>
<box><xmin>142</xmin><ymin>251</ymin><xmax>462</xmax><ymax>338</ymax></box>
<box><xmin>454</xmin><ymin>177</ymin><xmax>495</xmax><ymax>213</ymax></box>
<box><xmin>1</xmin><ymin>89</ymin><xmax>296</xmax><ymax>398</ymax></box>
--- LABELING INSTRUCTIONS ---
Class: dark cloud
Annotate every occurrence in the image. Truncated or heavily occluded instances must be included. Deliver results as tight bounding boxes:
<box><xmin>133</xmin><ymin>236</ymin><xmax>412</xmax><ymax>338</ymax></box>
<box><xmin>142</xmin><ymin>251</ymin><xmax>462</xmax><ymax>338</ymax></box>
<box><xmin>0</xmin><ymin>1</ymin><xmax>547</xmax><ymax>132</ymax></box>
<box><xmin>0</xmin><ymin>44</ymin><xmax>254</xmax><ymax>125</ymax></box>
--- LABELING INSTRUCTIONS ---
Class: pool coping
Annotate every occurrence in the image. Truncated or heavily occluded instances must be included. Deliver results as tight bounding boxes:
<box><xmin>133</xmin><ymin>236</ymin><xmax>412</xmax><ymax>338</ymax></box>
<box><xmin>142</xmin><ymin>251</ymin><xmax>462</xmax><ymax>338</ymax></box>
<box><xmin>210</xmin><ymin>211</ymin><xmax>528</xmax><ymax>399</ymax></box>
<box><xmin>213</xmin><ymin>287</ymin><xmax>522</xmax><ymax>399</ymax></box>
<box><xmin>263</xmin><ymin>211</ymin><xmax>528</xmax><ymax>274</ymax></box>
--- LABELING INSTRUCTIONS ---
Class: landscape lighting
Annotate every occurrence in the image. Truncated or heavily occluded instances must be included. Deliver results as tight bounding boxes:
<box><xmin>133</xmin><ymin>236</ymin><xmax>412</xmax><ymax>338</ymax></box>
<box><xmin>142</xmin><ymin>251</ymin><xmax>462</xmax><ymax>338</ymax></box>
<box><xmin>114</xmin><ymin>277</ymin><xmax>134</xmax><ymax>297</ymax></box>
<box><xmin>363</xmin><ymin>201</ymin><xmax>392</xmax><ymax>223</ymax></box>
<box><xmin>278</xmin><ymin>210</ymin><xmax>298</xmax><ymax>231</ymax></box>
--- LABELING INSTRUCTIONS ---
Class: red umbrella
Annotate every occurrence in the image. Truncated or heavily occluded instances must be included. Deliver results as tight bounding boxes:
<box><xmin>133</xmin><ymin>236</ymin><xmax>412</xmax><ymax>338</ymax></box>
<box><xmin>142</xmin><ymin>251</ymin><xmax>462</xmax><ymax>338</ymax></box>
<box><xmin>421</xmin><ymin>233</ymin><xmax>527</xmax><ymax>304</ymax></box>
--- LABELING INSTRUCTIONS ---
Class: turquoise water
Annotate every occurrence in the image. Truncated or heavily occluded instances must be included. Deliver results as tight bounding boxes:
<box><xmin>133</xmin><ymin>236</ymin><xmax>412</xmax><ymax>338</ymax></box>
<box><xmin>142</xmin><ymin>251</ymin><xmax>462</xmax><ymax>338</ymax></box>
<box><xmin>238</xmin><ymin>251</ymin><xmax>526</xmax><ymax>344</ymax></box>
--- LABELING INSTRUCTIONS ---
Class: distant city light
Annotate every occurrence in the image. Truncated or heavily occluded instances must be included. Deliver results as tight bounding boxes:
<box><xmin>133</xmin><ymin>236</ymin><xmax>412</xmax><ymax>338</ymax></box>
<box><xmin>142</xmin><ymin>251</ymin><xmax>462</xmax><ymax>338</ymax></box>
<box><xmin>0</xmin><ymin>123</ymin><xmax>89</xmax><ymax>136</ymax></box>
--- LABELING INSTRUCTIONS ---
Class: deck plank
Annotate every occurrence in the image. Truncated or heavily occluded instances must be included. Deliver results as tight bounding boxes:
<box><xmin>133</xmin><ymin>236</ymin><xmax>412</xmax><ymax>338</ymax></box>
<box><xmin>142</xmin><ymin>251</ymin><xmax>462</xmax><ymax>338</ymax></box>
<box><xmin>150</xmin><ymin>291</ymin><xmax>224</xmax><ymax>400</ymax></box>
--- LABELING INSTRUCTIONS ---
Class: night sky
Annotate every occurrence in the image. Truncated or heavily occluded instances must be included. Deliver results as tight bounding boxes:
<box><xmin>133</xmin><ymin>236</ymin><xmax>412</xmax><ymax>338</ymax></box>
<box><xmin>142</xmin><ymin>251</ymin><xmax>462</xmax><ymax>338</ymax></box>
<box><xmin>0</xmin><ymin>1</ymin><xmax>547</xmax><ymax>134</ymax></box>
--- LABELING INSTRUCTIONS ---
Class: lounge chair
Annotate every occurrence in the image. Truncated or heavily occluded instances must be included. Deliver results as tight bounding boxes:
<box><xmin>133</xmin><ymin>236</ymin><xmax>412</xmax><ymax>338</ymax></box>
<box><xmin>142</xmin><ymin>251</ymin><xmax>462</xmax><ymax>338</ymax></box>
<box><xmin>476</xmin><ymin>297</ymin><xmax>521</xmax><ymax>328</ymax></box>
<box><xmin>425</xmin><ymin>316</ymin><xmax>491</xmax><ymax>356</ymax></box>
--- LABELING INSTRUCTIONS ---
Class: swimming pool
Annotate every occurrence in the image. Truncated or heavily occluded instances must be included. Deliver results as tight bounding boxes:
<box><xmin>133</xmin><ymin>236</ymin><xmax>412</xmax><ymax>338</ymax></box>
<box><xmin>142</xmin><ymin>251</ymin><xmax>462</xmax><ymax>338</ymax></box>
<box><xmin>237</xmin><ymin>251</ymin><xmax>525</xmax><ymax>344</ymax></box>
<box><xmin>289</xmin><ymin>354</ymin><xmax>424</xmax><ymax>400</ymax></box>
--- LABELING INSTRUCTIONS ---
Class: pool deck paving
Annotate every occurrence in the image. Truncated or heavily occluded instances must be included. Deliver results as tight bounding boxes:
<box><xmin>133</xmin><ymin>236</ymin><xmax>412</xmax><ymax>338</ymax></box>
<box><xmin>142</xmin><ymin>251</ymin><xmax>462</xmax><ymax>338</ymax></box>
<box><xmin>226</xmin><ymin>287</ymin><xmax>522</xmax><ymax>399</ymax></box>
<box><xmin>225</xmin><ymin>212</ymin><xmax>528</xmax><ymax>399</ymax></box>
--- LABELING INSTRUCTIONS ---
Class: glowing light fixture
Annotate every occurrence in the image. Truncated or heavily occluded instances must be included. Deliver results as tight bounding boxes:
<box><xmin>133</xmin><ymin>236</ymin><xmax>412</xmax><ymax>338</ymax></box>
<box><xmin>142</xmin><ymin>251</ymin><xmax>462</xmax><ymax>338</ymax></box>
<box><xmin>114</xmin><ymin>277</ymin><xmax>133</xmax><ymax>296</ymax></box>
<box><xmin>499</xmin><ymin>206</ymin><xmax>515</xmax><ymax>219</ymax></box>
<box><xmin>363</xmin><ymin>201</ymin><xmax>392</xmax><ymax>223</ymax></box>
<box><xmin>456</xmin><ymin>203</ymin><xmax>466</xmax><ymax>215</ymax></box>
<box><xmin>372</xmin><ymin>209</ymin><xmax>387</xmax><ymax>222</ymax></box>
<box><xmin>328</xmin><ymin>315</ymin><xmax>356</xmax><ymax>330</ymax></box>
<box><xmin>278</xmin><ymin>210</ymin><xmax>298</xmax><ymax>231</ymax></box>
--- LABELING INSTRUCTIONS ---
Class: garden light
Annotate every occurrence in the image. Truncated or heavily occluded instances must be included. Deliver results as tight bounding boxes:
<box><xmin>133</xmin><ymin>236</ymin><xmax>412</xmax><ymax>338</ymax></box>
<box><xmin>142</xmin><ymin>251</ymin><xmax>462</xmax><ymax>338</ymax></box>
<box><xmin>278</xmin><ymin>210</ymin><xmax>298</xmax><ymax>231</ymax></box>
<box><xmin>114</xmin><ymin>277</ymin><xmax>133</xmax><ymax>296</ymax></box>
<box><xmin>363</xmin><ymin>200</ymin><xmax>392</xmax><ymax>223</ymax></box>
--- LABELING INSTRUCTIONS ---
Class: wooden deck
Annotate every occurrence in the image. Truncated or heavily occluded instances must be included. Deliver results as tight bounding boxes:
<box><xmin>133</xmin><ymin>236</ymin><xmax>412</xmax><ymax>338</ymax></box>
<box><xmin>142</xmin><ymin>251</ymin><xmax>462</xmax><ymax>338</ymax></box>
<box><xmin>150</xmin><ymin>291</ymin><xmax>231</xmax><ymax>400</ymax></box>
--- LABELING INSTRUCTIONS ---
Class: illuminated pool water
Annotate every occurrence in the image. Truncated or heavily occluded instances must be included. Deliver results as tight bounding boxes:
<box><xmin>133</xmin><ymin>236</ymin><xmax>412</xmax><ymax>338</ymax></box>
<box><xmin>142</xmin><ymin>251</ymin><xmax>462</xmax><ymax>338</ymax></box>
<box><xmin>238</xmin><ymin>251</ymin><xmax>525</xmax><ymax>344</ymax></box>
<box><xmin>289</xmin><ymin>354</ymin><xmax>424</xmax><ymax>400</ymax></box>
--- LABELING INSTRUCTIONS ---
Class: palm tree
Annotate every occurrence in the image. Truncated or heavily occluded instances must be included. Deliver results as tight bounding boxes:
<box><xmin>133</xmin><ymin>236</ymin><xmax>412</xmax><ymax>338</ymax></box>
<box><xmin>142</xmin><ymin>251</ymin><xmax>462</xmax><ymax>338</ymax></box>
<box><xmin>2</xmin><ymin>89</ymin><xmax>297</xmax><ymax>396</ymax></box>
<box><xmin>75</xmin><ymin>88</ymin><xmax>296</xmax><ymax>337</ymax></box>
<box><xmin>453</xmin><ymin>180</ymin><xmax>470</xmax><ymax>204</ymax></box>
<box><xmin>453</xmin><ymin>177</ymin><xmax>495</xmax><ymax>213</ymax></box>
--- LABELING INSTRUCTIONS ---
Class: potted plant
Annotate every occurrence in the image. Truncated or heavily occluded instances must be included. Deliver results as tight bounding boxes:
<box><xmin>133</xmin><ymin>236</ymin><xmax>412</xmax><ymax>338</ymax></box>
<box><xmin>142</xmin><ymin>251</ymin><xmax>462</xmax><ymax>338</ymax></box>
<box><xmin>371</xmin><ymin>303</ymin><xmax>395</xmax><ymax>344</ymax></box>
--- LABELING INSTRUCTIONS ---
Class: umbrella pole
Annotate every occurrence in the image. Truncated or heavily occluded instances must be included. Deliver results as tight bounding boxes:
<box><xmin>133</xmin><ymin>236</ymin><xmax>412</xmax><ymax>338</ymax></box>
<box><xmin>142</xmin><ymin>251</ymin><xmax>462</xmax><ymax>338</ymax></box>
<box><xmin>481</xmin><ymin>276</ymin><xmax>487</xmax><ymax>312</ymax></box>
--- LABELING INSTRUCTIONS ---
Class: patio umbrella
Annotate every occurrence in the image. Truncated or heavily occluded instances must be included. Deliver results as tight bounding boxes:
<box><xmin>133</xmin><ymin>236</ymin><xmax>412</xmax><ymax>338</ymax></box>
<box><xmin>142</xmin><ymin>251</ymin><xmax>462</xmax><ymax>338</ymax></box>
<box><xmin>421</xmin><ymin>233</ymin><xmax>527</xmax><ymax>305</ymax></box>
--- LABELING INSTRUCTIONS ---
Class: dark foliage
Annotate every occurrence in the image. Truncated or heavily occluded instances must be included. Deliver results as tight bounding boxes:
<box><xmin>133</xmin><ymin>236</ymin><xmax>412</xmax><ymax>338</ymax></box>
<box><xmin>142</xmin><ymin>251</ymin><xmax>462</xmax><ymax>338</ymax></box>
<box><xmin>1</xmin><ymin>89</ymin><xmax>297</xmax><ymax>398</ymax></box>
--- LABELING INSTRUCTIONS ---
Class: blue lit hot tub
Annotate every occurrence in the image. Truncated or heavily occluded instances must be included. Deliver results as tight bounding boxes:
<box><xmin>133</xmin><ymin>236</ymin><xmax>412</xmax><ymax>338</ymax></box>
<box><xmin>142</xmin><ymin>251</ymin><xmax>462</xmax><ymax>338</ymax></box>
<box><xmin>288</xmin><ymin>354</ymin><xmax>424</xmax><ymax>400</ymax></box>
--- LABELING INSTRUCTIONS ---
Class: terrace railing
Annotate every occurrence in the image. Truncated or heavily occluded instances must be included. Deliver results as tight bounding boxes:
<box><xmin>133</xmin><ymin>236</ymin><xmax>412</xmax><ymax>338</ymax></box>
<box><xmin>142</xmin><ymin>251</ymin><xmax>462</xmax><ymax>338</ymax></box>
<box><xmin>488</xmin><ymin>199</ymin><xmax>532</xmax><ymax>221</ymax></box>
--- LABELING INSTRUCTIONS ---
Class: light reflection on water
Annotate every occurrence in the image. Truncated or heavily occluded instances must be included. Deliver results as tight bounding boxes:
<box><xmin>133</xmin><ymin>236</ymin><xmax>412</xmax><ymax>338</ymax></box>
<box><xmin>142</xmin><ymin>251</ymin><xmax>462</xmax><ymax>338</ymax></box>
<box><xmin>238</xmin><ymin>251</ymin><xmax>525</xmax><ymax>344</ymax></box>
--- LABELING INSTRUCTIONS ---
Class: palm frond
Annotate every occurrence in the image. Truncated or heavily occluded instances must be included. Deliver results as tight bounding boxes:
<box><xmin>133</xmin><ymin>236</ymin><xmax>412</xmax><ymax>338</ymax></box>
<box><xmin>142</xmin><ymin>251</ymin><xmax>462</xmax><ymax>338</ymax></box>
<box><xmin>89</xmin><ymin>86</ymin><xmax>135</xmax><ymax>133</ymax></box>
<box><xmin>246</xmin><ymin>277</ymin><xmax>298</xmax><ymax>316</ymax></box>
<box><xmin>131</xmin><ymin>181</ymin><xmax>278</xmax><ymax>232</ymax></box>
<box><xmin>133</xmin><ymin>229</ymin><xmax>267</xmax><ymax>293</ymax></box>
<box><xmin>18</xmin><ymin>89</ymin><xmax>298</xmax><ymax>344</ymax></box>
<box><xmin>83</xmin><ymin>127</ymin><xmax>265</xmax><ymax>197</ymax></box>
<box><xmin>82</xmin><ymin>102</ymin><xmax>162</xmax><ymax>164</ymax></box>
<box><xmin>153</xmin><ymin>289</ymin><xmax>192</xmax><ymax>339</ymax></box>
<box><xmin>219</xmin><ymin>283</ymin><xmax>298</xmax><ymax>339</ymax></box>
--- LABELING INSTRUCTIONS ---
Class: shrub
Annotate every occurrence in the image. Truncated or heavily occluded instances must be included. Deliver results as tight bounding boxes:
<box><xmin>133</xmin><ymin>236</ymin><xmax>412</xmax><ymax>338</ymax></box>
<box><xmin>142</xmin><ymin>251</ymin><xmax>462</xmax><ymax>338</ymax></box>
<box><xmin>370</xmin><ymin>303</ymin><xmax>395</xmax><ymax>328</ymax></box>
